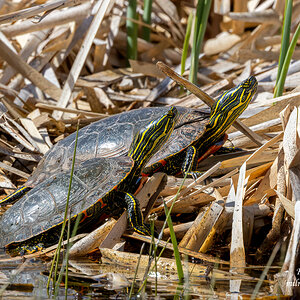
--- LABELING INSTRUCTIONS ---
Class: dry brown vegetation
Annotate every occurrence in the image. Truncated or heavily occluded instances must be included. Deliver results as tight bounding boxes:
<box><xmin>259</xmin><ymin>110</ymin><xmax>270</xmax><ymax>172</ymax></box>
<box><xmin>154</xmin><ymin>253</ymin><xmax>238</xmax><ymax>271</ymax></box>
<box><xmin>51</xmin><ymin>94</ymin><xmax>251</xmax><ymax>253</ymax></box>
<box><xmin>0</xmin><ymin>0</ymin><xmax>300</xmax><ymax>298</ymax></box>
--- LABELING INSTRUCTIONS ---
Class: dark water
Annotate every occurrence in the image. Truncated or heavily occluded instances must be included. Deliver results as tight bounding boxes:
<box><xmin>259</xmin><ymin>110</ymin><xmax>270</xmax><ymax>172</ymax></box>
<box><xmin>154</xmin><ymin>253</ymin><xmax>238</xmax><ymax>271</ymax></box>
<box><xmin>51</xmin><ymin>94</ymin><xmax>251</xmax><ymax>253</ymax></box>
<box><xmin>0</xmin><ymin>249</ymin><xmax>278</xmax><ymax>299</ymax></box>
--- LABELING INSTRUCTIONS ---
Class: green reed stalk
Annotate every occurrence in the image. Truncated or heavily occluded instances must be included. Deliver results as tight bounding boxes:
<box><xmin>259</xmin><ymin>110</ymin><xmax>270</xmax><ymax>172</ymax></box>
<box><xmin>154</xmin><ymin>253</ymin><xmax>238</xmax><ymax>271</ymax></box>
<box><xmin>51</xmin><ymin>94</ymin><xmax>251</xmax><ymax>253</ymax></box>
<box><xmin>181</xmin><ymin>12</ymin><xmax>193</xmax><ymax>76</ymax></box>
<box><xmin>136</xmin><ymin>155</ymin><xmax>194</xmax><ymax>291</ymax></box>
<box><xmin>189</xmin><ymin>0</ymin><xmax>203</xmax><ymax>84</ymax></box>
<box><xmin>127</xmin><ymin>0</ymin><xmax>138</xmax><ymax>60</ymax></box>
<box><xmin>137</xmin><ymin>170</ymin><xmax>191</xmax><ymax>291</ymax></box>
<box><xmin>63</xmin><ymin>204</ymin><xmax>82</xmax><ymax>297</ymax></box>
<box><xmin>274</xmin><ymin>0</ymin><xmax>293</xmax><ymax>91</ymax></box>
<box><xmin>189</xmin><ymin>0</ymin><xmax>211</xmax><ymax>84</ymax></box>
<box><xmin>274</xmin><ymin>24</ymin><xmax>300</xmax><ymax>97</ymax></box>
<box><xmin>142</xmin><ymin>0</ymin><xmax>152</xmax><ymax>41</ymax></box>
<box><xmin>54</xmin><ymin>214</ymin><xmax>82</xmax><ymax>298</ymax></box>
<box><xmin>63</xmin><ymin>206</ymin><xmax>72</xmax><ymax>298</ymax></box>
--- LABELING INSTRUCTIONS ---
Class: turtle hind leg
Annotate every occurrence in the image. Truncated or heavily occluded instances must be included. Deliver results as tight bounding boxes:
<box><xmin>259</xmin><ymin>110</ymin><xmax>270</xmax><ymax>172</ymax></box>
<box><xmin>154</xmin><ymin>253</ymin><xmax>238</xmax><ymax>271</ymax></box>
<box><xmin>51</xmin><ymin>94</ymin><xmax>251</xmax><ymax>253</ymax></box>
<box><xmin>0</xmin><ymin>186</ymin><xmax>32</xmax><ymax>206</ymax></box>
<box><xmin>6</xmin><ymin>241</ymin><xmax>45</xmax><ymax>257</ymax></box>
<box><xmin>6</xmin><ymin>226</ymin><xmax>61</xmax><ymax>256</ymax></box>
<box><xmin>19</xmin><ymin>243</ymin><xmax>45</xmax><ymax>256</ymax></box>
<box><xmin>122</xmin><ymin>192</ymin><xmax>151</xmax><ymax>236</ymax></box>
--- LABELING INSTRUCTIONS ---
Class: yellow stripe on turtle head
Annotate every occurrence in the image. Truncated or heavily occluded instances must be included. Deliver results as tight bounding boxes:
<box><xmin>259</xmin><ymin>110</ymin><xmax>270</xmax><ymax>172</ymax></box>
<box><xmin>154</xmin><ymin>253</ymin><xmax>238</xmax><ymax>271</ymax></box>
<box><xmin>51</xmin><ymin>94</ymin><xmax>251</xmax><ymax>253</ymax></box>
<box><xmin>208</xmin><ymin>75</ymin><xmax>257</xmax><ymax>135</ymax></box>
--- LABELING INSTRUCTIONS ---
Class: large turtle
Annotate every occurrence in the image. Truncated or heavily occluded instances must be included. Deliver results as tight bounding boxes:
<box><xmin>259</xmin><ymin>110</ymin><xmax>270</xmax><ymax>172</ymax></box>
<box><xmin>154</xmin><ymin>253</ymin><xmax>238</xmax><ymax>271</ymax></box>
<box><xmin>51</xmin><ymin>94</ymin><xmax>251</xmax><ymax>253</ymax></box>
<box><xmin>1</xmin><ymin>76</ymin><xmax>257</xmax><ymax>204</ymax></box>
<box><xmin>0</xmin><ymin>107</ymin><xmax>178</xmax><ymax>256</ymax></box>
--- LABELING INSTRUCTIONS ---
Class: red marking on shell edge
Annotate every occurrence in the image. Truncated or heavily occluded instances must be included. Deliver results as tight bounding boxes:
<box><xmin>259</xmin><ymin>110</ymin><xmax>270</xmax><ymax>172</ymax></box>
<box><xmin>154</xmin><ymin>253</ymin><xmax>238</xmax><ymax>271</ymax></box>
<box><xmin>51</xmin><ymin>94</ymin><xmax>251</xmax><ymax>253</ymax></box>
<box><xmin>159</xmin><ymin>159</ymin><xmax>167</xmax><ymax>167</ymax></box>
<box><xmin>142</xmin><ymin>159</ymin><xmax>167</xmax><ymax>177</ymax></box>
<box><xmin>97</xmin><ymin>198</ymin><xmax>107</xmax><ymax>209</ymax></box>
<box><xmin>79</xmin><ymin>210</ymin><xmax>89</xmax><ymax>223</ymax></box>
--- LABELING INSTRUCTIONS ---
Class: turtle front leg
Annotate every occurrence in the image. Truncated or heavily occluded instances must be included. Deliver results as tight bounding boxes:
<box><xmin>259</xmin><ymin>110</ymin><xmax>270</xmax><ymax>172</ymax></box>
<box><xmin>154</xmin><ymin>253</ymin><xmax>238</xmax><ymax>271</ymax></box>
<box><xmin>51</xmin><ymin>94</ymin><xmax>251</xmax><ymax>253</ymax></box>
<box><xmin>182</xmin><ymin>137</ymin><xmax>227</xmax><ymax>179</ymax></box>
<box><xmin>182</xmin><ymin>134</ymin><xmax>229</xmax><ymax>180</ymax></box>
<box><xmin>0</xmin><ymin>186</ymin><xmax>32</xmax><ymax>206</ymax></box>
<box><xmin>123</xmin><ymin>192</ymin><xmax>151</xmax><ymax>236</ymax></box>
<box><xmin>182</xmin><ymin>146</ymin><xmax>203</xmax><ymax>180</ymax></box>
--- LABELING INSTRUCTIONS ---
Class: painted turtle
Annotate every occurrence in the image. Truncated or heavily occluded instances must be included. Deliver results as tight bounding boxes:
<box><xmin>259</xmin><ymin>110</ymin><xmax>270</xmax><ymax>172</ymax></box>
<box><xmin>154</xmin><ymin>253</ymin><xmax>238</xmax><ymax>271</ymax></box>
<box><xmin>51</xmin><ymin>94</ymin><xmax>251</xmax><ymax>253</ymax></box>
<box><xmin>1</xmin><ymin>76</ymin><xmax>257</xmax><ymax>204</ymax></box>
<box><xmin>0</xmin><ymin>107</ymin><xmax>178</xmax><ymax>256</ymax></box>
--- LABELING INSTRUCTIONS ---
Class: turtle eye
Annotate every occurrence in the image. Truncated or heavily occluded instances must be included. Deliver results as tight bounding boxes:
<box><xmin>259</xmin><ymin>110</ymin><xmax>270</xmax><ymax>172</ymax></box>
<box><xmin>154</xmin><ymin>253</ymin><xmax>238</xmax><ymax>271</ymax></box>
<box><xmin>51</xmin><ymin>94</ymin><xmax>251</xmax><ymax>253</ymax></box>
<box><xmin>241</xmin><ymin>76</ymin><xmax>257</xmax><ymax>93</ymax></box>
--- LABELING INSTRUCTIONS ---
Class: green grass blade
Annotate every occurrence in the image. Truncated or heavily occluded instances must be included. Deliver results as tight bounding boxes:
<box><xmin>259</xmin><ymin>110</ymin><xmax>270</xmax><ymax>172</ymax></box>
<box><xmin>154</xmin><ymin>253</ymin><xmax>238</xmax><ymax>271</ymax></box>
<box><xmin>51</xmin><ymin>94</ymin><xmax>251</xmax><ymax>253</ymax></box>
<box><xmin>127</xmin><ymin>0</ymin><xmax>138</xmax><ymax>60</ymax></box>
<box><xmin>274</xmin><ymin>23</ymin><xmax>300</xmax><ymax>97</ymax></box>
<box><xmin>251</xmin><ymin>241</ymin><xmax>282</xmax><ymax>299</ymax></box>
<box><xmin>194</xmin><ymin>0</ymin><xmax>204</xmax><ymax>40</ymax></box>
<box><xmin>181</xmin><ymin>12</ymin><xmax>193</xmax><ymax>76</ymax></box>
<box><xmin>275</xmin><ymin>0</ymin><xmax>293</xmax><ymax>89</ymax></box>
<box><xmin>64</xmin><ymin>204</ymin><xmax>73</xmax><ymax>296</ymax></box>
<box><xmin>54</xmin><ymin>214</ymin><xmax>82</xmax><ymax>298</ymax></box>
<box><xmin>137</xmin><ymin>169</ymin><xmax>191</xmax><ymax>290</ymax></box>
<box><xmin>150</xmin><ymin>220</ymin><xmax>158</xmax><ymax>296</ymax></box>
<box><xmin>137</xmin><ymin>238</ymin><xmax>171</xmax><ymax>293</ymax></box>
<box><xmin>157</xmin><ymin>167</ymin><xmax>190</xmax><ymax>244</ymax></box>
<box><xmin>142</xmin><ymin>0</ymin><xmax>152</xmax><ymax>41</ymax></box>
<box><xmin>154</xmin><ymin>167</ymin><xmax>192</xmax><ymax>283</ymax></box>
<box><xmin>47</xmin><ymin>122</ymin><xmax>80</xmax><ymax>296</ymax></box>
<box><xmin>129</xmin><ymin>243</ymin><xmax>145</xmax><ymax>299</ymax></box>
<box><xmin>164</xmin><ymin>202</ymin><xmax>184</xmax><ymax>282</ymax></box>
<box><xmin>54</xmin><ymin>122</ymin><xmax>80</xmax><ymax>298</ymax></box>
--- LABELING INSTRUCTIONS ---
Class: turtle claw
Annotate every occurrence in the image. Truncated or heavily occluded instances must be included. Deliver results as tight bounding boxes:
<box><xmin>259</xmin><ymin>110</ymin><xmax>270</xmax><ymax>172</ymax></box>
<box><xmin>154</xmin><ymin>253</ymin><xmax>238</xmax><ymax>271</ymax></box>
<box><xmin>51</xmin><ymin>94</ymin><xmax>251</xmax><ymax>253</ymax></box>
<box><xmin>138</xmin><ymin>223</ymin><xmax>159</xmax><ymax>238</ymax></box>
<box><xmin>133</xmin><ymin>223</ymin><xmax>152</xmax><ymax>236</ymax></box>
<box><xmin>186</xmin><ymin>171</ymin><xmax>204</xmax><ymax>181</ymax></box>
<box><xmin>191</xmin><ymin>172</ymin><xmax>198</xmax><ymax>181</ymax></box>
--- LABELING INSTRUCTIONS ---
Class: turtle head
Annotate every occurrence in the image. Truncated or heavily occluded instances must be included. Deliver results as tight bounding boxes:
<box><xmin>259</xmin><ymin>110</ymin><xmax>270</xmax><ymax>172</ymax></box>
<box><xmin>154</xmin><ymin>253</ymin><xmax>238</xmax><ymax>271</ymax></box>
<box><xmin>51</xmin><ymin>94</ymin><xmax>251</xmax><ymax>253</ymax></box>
<box><xmin>129</xmin><ymin>106</ymin><xmax>178</xmax><ymax>166</ymax></box>
<box><xmin>207</xmin><ymin>75</ymin><xmax>257</xmax><ymax>134</ymax></box>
